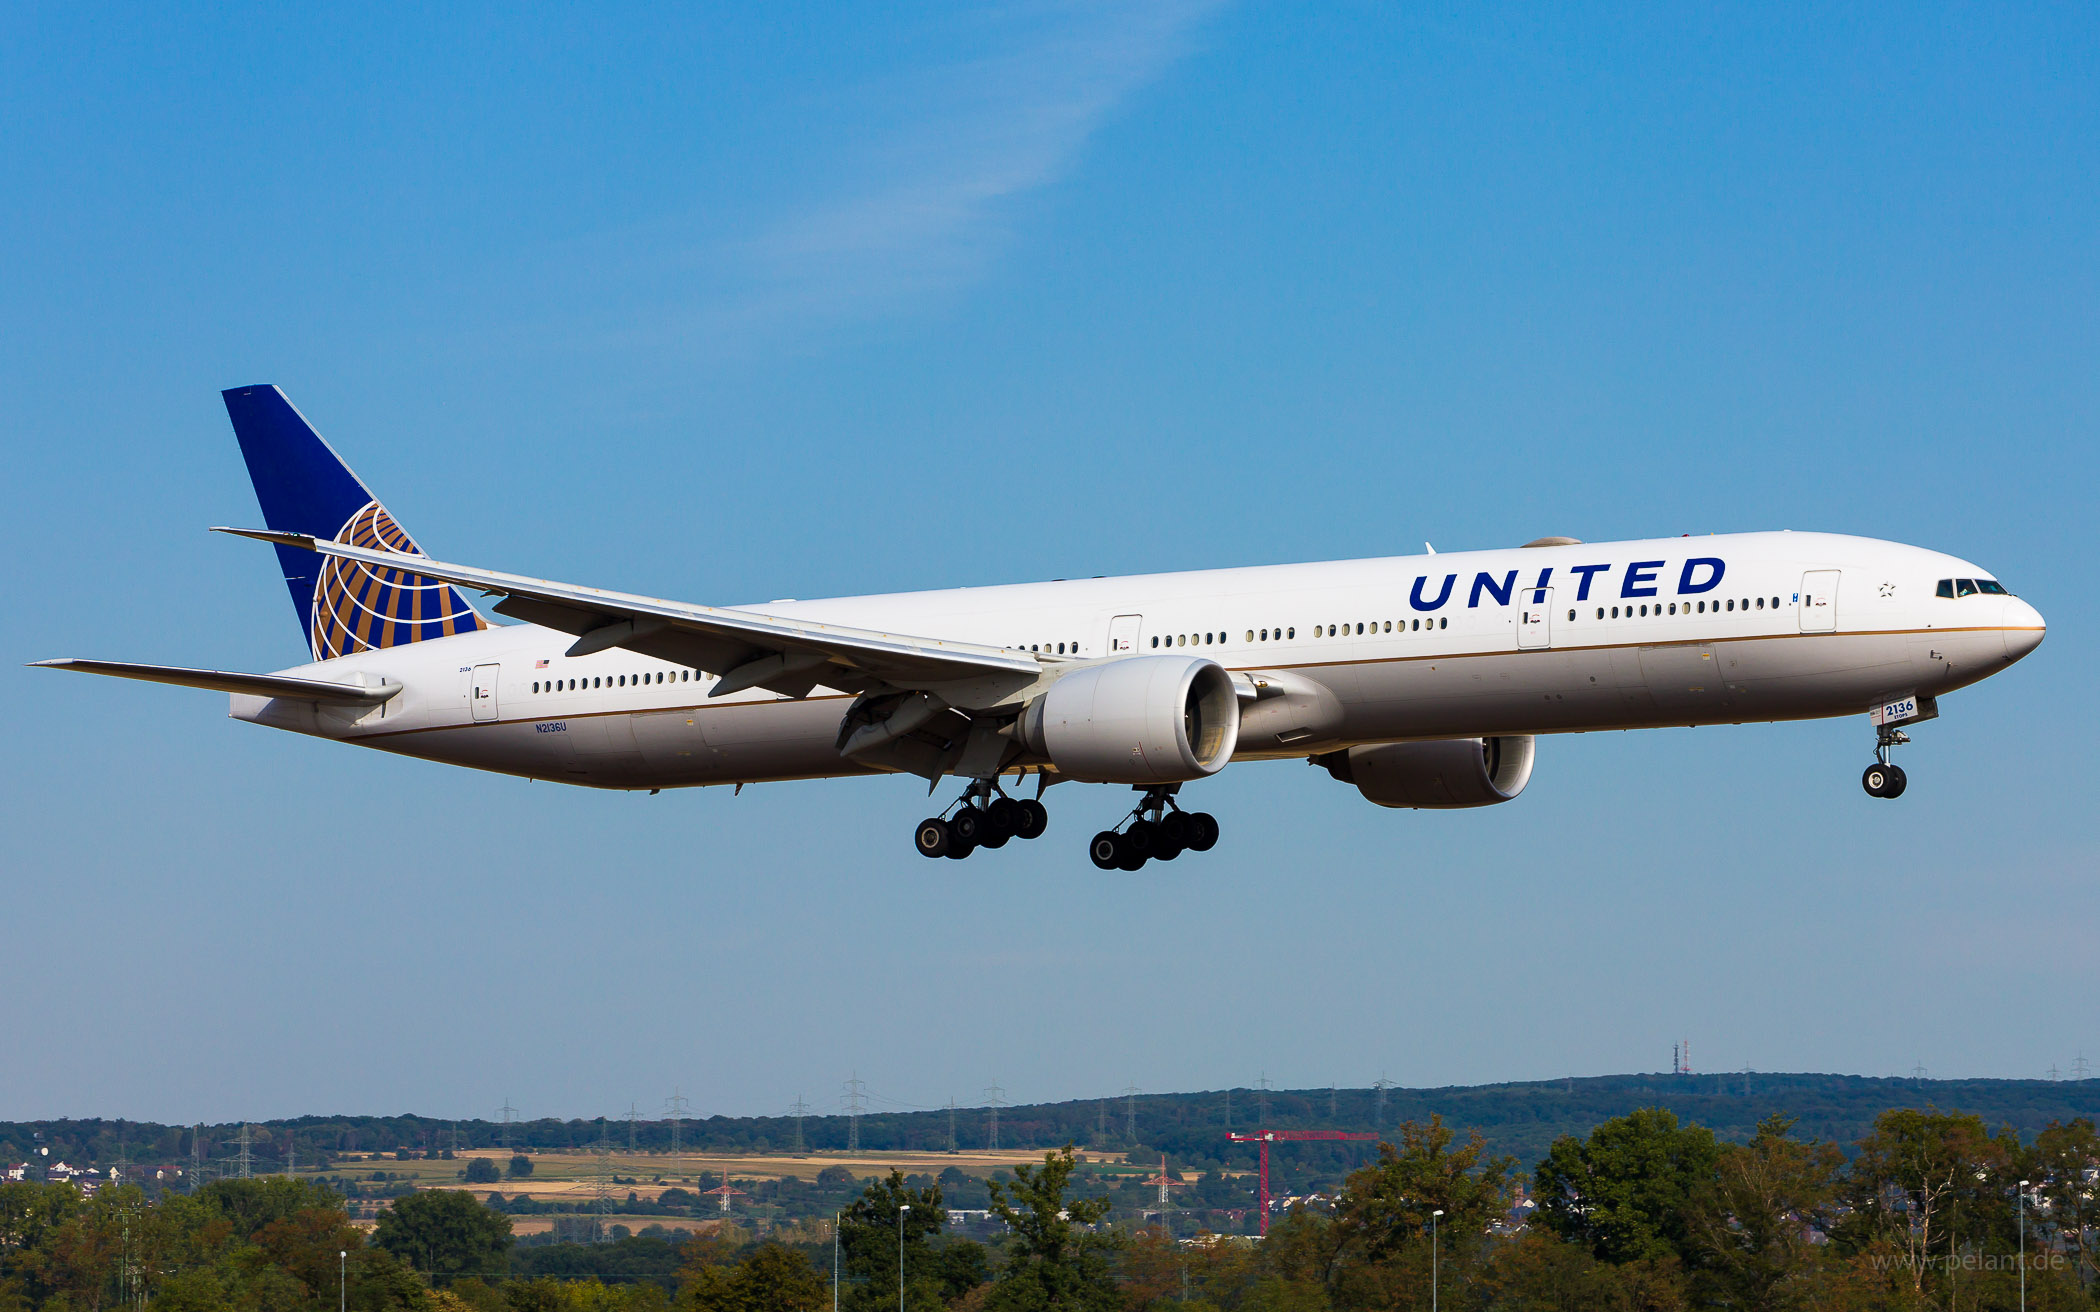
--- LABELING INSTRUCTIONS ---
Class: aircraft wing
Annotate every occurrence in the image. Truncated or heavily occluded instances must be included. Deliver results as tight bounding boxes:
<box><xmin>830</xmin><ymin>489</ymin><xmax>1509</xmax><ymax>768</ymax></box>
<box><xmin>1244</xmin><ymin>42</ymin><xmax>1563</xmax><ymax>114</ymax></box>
<box><xmin>29</xmin><ymin>658</ymin><xmax>402</xmax><ymax>704</ymax></box>
<box><xmin>213</xmin><ymin>528</ymin><xmax>1042</xmax><ymax>699</ymax></box>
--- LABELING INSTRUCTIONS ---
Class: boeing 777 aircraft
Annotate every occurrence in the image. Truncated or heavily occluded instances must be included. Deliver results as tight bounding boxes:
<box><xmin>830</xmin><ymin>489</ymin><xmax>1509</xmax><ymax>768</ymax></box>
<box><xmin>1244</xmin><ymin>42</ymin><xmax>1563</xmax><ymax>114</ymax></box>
<box><xmin>37</xmin><ymin>387</ymin><xmax>2045</xmax><ymax>869</ymax></box>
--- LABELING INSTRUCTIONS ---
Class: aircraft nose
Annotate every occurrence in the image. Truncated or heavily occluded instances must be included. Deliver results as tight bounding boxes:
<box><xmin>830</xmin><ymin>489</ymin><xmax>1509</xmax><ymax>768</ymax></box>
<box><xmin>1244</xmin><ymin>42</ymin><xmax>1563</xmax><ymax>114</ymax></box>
<box><xmin>2002</xmin><ymin>597</ymin><xmax>2045</xmax><ymax>662</ymax></box>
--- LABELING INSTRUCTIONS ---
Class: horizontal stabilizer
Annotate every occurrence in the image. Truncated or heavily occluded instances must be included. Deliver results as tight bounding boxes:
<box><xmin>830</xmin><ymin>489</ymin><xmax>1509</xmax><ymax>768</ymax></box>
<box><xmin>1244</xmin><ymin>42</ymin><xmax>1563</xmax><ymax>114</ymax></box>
<box><xmin>29</xmin><ymin>659</ymin><xmax>402</xmax><ymax>705</ymax></box>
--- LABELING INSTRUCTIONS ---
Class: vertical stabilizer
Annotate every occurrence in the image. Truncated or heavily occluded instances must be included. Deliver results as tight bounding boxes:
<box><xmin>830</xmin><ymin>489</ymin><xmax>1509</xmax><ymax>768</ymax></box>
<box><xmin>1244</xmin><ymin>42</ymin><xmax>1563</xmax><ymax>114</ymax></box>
<box><xmin>221</xmin><ymin>386</ymin><xmax>488</xmax><ymax>660</ymax></box>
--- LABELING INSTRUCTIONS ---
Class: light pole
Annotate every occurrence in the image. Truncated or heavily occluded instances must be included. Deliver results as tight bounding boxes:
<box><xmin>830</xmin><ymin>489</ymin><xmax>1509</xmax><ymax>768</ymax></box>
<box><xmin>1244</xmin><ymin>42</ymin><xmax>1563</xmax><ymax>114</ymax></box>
<box><xmin>899</xmin><ymin>1204</ymin><xmax>912</xmax><ymax>1311</ymax></box>
<box><xmin>1430</xmin><ymin>1210</ymin><xmax>1443</xmax><ymax>1312</ymax></box>
<box><xmin>338</xmin><ymin>1249</ymin><xmax>346</xmax><ymax>1312</ymax></box>
<box><xmin>2018</xmin><ymin>1179</ymin><xmax>2030</xmax><ymax>1312</ymax></box>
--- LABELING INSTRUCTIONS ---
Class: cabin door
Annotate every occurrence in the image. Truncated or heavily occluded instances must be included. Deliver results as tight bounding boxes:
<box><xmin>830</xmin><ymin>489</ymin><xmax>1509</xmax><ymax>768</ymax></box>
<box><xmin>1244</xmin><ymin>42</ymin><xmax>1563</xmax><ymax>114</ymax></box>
<box><xmin>1800</xmin><ymin>571</ymin><xmax>1840</xmax><ymax>633</ymax></box>
<box><xmin>1517</xmin><ymin>588</ymin><xmax>1553</xmax><ymax>650</ymax></box>
<box><xmin>1107</xmin><ymin>614</ymin><xmax>1145</xmax><ymax>655</ymax></box>
<box><xmin>471</xmin><ymin>664</ymin><xmax>501</xmax><ymax>721</ymax></box>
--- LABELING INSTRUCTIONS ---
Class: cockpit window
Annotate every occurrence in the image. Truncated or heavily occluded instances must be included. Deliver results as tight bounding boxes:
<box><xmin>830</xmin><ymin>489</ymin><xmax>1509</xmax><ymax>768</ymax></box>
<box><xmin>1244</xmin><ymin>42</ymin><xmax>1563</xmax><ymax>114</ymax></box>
<box><xmin>1936</xmin><ymin>579</ymin><xmax>1954</xmax><ymax>599</ymax></box>
<box><xmin>1976</xmin><ymin>579</ymin><xmax>2009</xmax><ymax>595</ymax></box>
<box><xmin>1955</xmin><ymin>579</ymin><xmax>1979</xmax><ymax>597</ymax></box>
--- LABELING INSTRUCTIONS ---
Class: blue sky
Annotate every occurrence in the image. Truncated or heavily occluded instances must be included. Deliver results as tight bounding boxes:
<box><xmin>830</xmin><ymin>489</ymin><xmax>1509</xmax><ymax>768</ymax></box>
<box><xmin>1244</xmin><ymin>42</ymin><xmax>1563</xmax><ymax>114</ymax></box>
<box><xmin>4</xmin><ymin>1</ymin><xmax>2094</xmax><ymax>1126</ymax></box>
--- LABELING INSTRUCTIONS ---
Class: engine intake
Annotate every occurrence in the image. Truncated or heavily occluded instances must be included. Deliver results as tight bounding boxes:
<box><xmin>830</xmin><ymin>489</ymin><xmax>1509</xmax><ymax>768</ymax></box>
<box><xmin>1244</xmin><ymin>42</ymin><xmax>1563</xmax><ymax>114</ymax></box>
<box><xmin>1018</xmin><ymin>656</ymin><xmax>1240</xmax><ymax>784</ymax></box>
<box><xmin>1314</xmin><ymin>736</ymin><xmax>1536</xmax><ymax>808</ymax></box>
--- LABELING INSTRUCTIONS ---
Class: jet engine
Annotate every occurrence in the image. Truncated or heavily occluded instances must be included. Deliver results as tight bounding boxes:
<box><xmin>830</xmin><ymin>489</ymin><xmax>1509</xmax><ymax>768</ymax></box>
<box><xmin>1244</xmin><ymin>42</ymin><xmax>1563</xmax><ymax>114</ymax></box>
<box><xmin>1017</xmin><ymin>655</ymin><xmax>1240</xmax><ymax>784</ymax></box>
<box><xmin>1313</xmin><ymin>736</ymin><xmax>1536</xmax><ymax>808</ymax></box>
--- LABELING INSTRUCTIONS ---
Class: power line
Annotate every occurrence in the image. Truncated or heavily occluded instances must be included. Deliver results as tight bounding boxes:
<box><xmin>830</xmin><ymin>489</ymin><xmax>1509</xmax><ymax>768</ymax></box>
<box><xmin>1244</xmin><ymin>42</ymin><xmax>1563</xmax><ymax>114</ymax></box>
<box><xmin>790</xmin><ymin>1096</ymin><xmax>811</xmax><ymax>1155</ymax></box>
<box><xmin>1124</xmin><ymin>1084</ymin><xmax>1141</xmax><ymax>1144</ymax></box>
<box><xmin>944</xmin><ymin>1098</ymin><xmax>958</xmax><ymax>1154</ymax></box>
<box><xmin>627</xmin><ymin>1103</ymin><xmax>641</xmax><ymax>1152</ymax></box>
<box><xmin>1256</xmin><ymin>1073</ymin><xmax>1270</xmax><ymax>1126</ymax></box>
<box><xmin>1373</xmin><ymin>1077</ymin><xmax>1392</xmax><ymax>1129</ymax></box>
<box><xmin>984</xmin><ymin>1083</ymin><xmax>1005</xmax><ymax>1151</ymax></box>
<box><xmin>497</xmin><ymin>1101</ymin><xmax>519</xmax><ymax>1154</ymax></box>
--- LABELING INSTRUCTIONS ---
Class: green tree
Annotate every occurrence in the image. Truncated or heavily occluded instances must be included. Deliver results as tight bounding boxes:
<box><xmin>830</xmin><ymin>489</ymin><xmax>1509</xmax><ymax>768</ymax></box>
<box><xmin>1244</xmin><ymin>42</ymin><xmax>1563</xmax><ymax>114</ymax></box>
<box><xmin>509</xmin><ymin>1155</ymin><xmax>536</xmax><ymax>1179</ymax></box>
<box><xmin>679</xmin><ymin>1240</ymin><xmax>825</xmax><ymax>1311</ymax></box>
<box><xmin>1685</xmin><ymin>1114</ymin><xmax>1843</xmax><ymax>1312</ymax></box>
<box><xmin>373</xmin><ymin>1188</ymin><xmax>513</xmax><ymax>1279</ymax></box>
<box><xmin>2031</xmin><ymin>1117</ymin><xmax>2100</xmax><ymax>1291</ymax></box>
<box><xmin>984</xmin><ymin>1145</ymin><xmax>1120</xmax><ymax>1311</ymax></box>
<box><xmin>1332</xmin><ymin>1115</ymin><xmax>1515</xmax><ymax>1267</ymax></box>
<box><xmin>837</xmin><ymin>1170</ymin><xmax>972</xmax><ymax>1312</ymax></box>
<box><xmin>464</xmin><ymin>1158</ymin><xmax>501</xmax><ymax>1184</ymax></box>
<box><xmin>1532</xmin><ymin>1107</ymin><xmax>1719</xmax><ymax>1265</ymax></box>
<box><xmin>1834</xmin><ymin>1107</ymin><xmax>2016</xmax><ymax>1304</ymax></box>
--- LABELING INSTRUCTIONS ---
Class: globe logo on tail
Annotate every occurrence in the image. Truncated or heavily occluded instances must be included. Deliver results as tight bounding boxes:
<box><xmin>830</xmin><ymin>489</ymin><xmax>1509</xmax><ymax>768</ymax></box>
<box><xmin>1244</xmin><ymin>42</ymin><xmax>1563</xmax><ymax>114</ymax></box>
<box><xmin>309</xmin><ymin>501</ymin><xmax>488</xmax><ymax>660</ymax></box>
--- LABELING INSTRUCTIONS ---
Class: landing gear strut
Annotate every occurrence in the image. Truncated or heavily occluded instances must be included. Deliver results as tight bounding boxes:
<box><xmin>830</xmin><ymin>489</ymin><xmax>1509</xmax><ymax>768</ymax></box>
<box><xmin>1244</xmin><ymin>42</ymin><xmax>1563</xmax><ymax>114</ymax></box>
<box><xmin>1089</xmin><ymin>785</ymin><xmax>1219</xmax><ymax>872</ymax></box>
<box><xmin>1862</xmin><ymin>727</ymin><xmax>1909</xmax><ymax>799</ymax></box>
<box><xmin>914</xmin><ymin>778</ymin><xmax>1049</xmax><ymax>859</ymax></box>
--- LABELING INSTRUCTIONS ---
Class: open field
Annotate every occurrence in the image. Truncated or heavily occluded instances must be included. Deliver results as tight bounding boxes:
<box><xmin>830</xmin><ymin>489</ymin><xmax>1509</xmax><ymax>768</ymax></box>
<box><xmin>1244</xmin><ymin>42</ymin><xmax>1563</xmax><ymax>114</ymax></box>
<box><xmin>318</xmin><ymin>1146</ymin><xmax>1143</xmax><ymax>1207</ymax></box>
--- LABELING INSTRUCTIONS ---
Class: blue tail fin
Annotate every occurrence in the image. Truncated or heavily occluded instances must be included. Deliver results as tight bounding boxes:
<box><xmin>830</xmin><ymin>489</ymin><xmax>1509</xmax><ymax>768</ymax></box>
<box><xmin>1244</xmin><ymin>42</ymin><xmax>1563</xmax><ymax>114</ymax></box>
<box><xmin>222</xmin><ymin>385</ymin><xmax>488</xmax><ymax>661</ymax></box>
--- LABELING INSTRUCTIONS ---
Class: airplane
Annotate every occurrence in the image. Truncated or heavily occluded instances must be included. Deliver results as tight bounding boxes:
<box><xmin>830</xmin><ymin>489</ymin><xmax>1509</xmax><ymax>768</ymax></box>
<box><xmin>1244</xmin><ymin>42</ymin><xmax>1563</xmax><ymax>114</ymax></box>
<box><xmin>35</xmin><ymin>386</ymin><xmax>2045</xmax><ymax>870</ymax></box>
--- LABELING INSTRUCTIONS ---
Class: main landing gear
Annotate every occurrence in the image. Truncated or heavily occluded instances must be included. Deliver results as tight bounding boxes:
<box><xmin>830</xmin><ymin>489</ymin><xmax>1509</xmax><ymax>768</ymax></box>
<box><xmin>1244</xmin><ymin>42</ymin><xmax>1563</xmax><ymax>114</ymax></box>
<box><xmin>1089</xmin><ymin>785</ymin><xmax>1219</xmax><ymax>872</ymax></box>
<box><xmin>1862</xmin><ymin>727</ymin><xmax>1909</xmax><ymax>799</ymax></box>
<box><xmin>915</xmin><ymin>779</ymin><xmax>1049</xmax><ymax>859</ymax></box>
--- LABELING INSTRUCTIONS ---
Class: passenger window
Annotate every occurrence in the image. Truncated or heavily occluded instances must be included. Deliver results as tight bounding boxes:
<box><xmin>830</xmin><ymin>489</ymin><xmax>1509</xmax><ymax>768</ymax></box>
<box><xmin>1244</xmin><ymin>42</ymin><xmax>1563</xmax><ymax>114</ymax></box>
<box><xmin>1287</xmin><ymin>627</ymin><xmax>1296</xmax><ymax>639</ymax></box>
<box><xmin>1772</xmin><ymin>597</ymin><xmax>1780</xmax><ymax>608</ymax></box>
<box><xmin>1755</xmin><ymin>597</ymin><xmax>1764</xmax><ymax>610</ymax></box>
<box><xmin>1610</xmin><ymin>606</ymin><xmax>1619</xmax><ymax>618</ymax></box>
<box><xmin>1956</xmin><ymin>579</ymin><xmax>1978</xmax><ymax>597</ymax></box>
<box><xmin>1439</xmin><ymin>617</ymin><xmax>1448</xmax><ymax>629</ymax></box>
<box><xmin>1246</xmin><ymin>630</ymin><xmax>1255</xmax><ymax>642</ymax></box>
<box><xmin>1566</xmin><ymin>609</ymin><xmax>1575</xmax><ymax>621</ymax></box>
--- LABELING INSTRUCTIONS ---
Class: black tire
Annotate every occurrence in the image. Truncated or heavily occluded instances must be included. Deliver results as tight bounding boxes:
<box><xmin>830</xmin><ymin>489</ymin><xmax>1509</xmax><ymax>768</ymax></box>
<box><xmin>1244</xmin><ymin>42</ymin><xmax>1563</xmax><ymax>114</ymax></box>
<box><xmin>1089</xmin><ymin>830</ymin><xmax>1122</xmax><ymax>870</ymax></box>
<box><xmin>1014</xmin><ymin>799</ymin><xmax>1049</xmax><ymax>840</ymax></box>
<box><xmin>1159</xmin><ymin>811</ymin><xmax>1192</xmax><ymax>846</ymax></box>
<box><xmin>950</xmin><ymin>807</ymin><xmax>983</xmax><ymax>844</ymax></box>
<box><xmin>1153</xmin><ymin>836</ymin><xmax>1184</xmax><ymax>861</ymax></box>
<box><xmin>1187</xmin><ymin>812</ymin><xmax>1220</xmax><ymax>851</ymax></box>
<box><xmin>1882</xmin><ymin>764</ymin><xmax>1907</xmax><ymax>799</ymax></box>
<box><xmin>915</xmin><ymin>818</ymin><xmax>951</xmax><ymax>858</ymax></box>
<box><xmin>1116</xmin><ymin>843</ymin><xmax>1149</xmax><ymax>871</ymax></box>
<box><xmin>985</xmin><ymin>797</ymin><xmax>1022</xmax><ymax>840</ymax></box>
<box><xmin>945</xmin><ymin>834</ymin><xmax>976</xmax><ymax>859</ymax></box>
<box><xmin>1862</xmin><ymin>764</ymin><xmax>1890</xmax><ymax>797</ymax></box>
<box><xmin>1125</xmin><ymin>820</ymin><xmax>1157</xmax><ymax>858</ymax></box>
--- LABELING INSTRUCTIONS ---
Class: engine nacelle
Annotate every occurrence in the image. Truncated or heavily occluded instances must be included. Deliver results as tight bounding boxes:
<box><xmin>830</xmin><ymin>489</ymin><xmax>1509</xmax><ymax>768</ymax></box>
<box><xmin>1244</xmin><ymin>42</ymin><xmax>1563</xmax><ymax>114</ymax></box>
<box><xmin>1314</xmin><ymin>736</ymin><xmax>1536</xmax><ymax>809</ymax></box>
<box><xmin>1017</xmin><ymin>656</ymin><xmax>1241</xmax><ymax>784</ymax></box>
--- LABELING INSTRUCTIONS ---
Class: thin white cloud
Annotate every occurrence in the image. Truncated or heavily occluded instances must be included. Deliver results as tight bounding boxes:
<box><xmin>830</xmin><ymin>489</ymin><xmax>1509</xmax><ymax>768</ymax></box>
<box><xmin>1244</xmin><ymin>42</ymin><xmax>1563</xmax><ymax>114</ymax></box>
<box><xmin>688</xmin><ymin>1</ymin><xmax>1220</xmax><ymax>345</ymax></box>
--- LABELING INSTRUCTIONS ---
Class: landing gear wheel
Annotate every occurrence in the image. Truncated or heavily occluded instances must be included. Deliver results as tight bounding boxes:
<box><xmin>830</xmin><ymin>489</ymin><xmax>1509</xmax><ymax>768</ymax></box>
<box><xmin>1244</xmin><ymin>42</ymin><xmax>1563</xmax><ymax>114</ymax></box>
<box><xmin>1153</xmin><ymin>834</ymin><xmax>1185</xmax><ymax>861</ymax></box>
<box><xmin>1186</xmin><ymin>812</ymin><xmax>1220</xmax><ymax>851</ymax></box>
<box><xmin>1158</xmin><ymin>811</ymin><xmax>1192</xmax><ymax>847</ymax></box>
<box><xmin>1862</xmin><ymin>764</ymin><xmax>1888</xmax><ymax>797</ymax></box>
<box><xmin>1125</xmin><ymin>820</ymin><xmax>1158</xmax><ymax>860</ymax></box>
<box><xmin>1880</xmin><ymin>764</ymin><xmax>1906</xmax><ymax>799</ymax></box>
<box><xmin>1014</xmin><ymin>799</ymin><xmax>1049</xmax><ymax>840</ymax></box>
<box><xmin>985</xmin><ymin>797</ymin><xmax>1022</xmax><ymax>841</ymax></box>
<box><xmin>945</xmin><ymin>834</ymin><xmax>976</xmax><ymax>859</ymax></box>
<box><xmin>1089</xmin><ymin>830</ymin><xmax>1122</xmax><ymax>871</ymax></box>
<box><xmin>915</xmin><ymin>818</ymin><xmax>952</xmax><ymax>858</ymax></box>
<box><xmin>950</xmin><ymin>806</ymin><xmax>983</xmax><ymax>845</ymax></box>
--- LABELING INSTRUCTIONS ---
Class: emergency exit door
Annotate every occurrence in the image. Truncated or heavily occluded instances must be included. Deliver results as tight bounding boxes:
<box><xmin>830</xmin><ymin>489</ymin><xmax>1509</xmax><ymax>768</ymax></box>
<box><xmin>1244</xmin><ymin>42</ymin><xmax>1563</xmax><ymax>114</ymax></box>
<box><xmin>1800</xmin><ymin>571</ymin><xmax>1840</xmax><ymax>634</ymax></box>
<box><xmin>1517</xmin><ymin>588</ymin><xmax>1553</xmax><ymax>650</ymax></box>
<box><xmin>471</xmin><ymin>664</ymin><xmax>501</xmax><ymax>721</ymax></box>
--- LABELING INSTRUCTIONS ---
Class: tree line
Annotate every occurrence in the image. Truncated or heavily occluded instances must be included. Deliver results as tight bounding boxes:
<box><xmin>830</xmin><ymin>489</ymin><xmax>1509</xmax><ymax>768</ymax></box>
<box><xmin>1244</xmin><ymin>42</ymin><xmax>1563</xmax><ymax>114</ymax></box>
<box><xmin>1</xmin><ymin>1105</ymin><xmax>2095</xmax><ymax>1309</ymax></box>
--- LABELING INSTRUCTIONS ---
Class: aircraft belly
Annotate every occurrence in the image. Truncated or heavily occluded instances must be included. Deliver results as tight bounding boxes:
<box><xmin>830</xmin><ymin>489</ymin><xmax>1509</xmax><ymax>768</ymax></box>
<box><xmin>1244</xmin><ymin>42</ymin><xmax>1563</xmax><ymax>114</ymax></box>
<box><xmin>1333</xmin><ymin>649</ymin><xmax>1623</xmax><ymax>741</ymax></box>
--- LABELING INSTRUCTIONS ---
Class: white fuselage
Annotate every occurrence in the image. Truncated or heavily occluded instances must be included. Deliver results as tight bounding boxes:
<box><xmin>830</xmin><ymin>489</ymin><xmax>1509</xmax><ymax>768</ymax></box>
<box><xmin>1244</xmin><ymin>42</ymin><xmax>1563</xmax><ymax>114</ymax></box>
<box><xmin>230</xmin><ymin>531</ymin><xmax>2044</xmax><ymax>790</ymax></box>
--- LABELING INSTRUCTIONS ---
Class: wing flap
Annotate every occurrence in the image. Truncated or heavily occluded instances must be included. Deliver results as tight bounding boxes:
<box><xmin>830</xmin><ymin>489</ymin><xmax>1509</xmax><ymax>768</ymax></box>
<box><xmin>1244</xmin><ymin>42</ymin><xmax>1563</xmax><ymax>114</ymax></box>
<box><xmin>30</xmin><ymin>659</ymin><xmax>402</xmax><ymax>705</ymax></box>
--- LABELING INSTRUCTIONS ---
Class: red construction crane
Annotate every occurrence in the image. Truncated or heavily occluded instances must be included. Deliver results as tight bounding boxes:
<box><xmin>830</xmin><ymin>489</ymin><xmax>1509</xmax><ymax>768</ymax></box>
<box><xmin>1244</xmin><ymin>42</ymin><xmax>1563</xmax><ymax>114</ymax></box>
<box><xmin>1227</xmin><ymin>1130</ymin><xmax>1378</xmax><ymax>1235</ymax></box>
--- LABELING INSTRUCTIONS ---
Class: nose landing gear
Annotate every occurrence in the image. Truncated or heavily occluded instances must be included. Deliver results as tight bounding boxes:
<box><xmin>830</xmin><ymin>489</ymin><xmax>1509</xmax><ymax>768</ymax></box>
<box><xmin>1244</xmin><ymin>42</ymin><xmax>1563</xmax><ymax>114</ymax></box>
<box><xmin>1089</xmin><ymin>785</ymin><xmax>1219</xmax><ymax>871</ymax></box>
<box><xmin>1862</xmin><ymin>728</ymin><xmax>1909</xmax><ymax>799</ymax></box>
<box><xmin>914</xmin><ymin>779</ymin><xmax>1049</xmax><ymax>859</ymax></box>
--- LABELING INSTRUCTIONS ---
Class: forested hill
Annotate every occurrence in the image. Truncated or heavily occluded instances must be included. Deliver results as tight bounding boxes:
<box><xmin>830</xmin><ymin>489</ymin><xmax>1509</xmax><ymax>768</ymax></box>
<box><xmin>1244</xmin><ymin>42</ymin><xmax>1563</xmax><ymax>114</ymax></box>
<box><xmin>7</xmin><ymin>1072</ymin><xmax>2095</xmax><ymax>1176</ymax></box>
